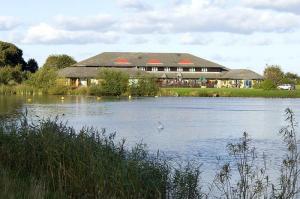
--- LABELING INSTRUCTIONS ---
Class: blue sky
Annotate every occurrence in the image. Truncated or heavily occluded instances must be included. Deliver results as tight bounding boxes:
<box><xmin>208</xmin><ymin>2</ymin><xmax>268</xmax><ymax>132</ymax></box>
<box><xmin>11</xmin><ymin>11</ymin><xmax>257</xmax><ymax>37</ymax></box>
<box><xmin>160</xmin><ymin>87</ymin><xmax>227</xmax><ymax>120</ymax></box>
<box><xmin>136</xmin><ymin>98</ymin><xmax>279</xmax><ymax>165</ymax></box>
<box><xmin>1</xmin><ymin>0</ymin><xmax>300</xmax><ymax>74</ymax></box>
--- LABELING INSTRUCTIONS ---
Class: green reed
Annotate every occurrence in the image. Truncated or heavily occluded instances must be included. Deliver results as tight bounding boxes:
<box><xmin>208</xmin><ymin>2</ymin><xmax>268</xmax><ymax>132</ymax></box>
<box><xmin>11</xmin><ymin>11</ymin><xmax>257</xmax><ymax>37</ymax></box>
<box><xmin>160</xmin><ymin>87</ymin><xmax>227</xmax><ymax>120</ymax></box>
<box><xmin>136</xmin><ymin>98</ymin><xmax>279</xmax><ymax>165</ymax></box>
<box><xmin>0</xmin><ymin>115</ymin><xmax>202</xmax><ymax>198</ymax></box>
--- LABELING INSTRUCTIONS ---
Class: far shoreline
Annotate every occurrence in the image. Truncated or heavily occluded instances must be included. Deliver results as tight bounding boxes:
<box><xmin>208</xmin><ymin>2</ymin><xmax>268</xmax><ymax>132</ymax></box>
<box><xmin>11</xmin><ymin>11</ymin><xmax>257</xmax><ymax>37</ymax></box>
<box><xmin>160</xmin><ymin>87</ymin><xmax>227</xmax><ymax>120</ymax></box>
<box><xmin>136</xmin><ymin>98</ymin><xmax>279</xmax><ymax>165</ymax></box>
<box><xmin>2</xmin><ymin>87</ymin><xmax>300</xmax><ymax>99</ymax></box>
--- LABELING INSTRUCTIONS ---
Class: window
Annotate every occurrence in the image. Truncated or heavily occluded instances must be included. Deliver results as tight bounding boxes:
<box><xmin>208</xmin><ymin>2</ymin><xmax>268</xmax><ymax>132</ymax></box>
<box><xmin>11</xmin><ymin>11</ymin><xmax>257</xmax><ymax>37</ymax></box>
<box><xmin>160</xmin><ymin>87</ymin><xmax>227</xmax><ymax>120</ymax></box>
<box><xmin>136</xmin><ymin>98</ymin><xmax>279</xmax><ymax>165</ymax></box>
<box><xmin>189</xmin><ymin>68</ymin><xmax>195</xmax><ymax>72</ymax></box>
<box><xmin>177</xmin><ymin>67</ymin><xmax>183</xmax><ymax>72</ymax></box>
<box><xmin>201</xmin><ymin>68</ymin><xmax>208</xmax><ymax>72</ymax></box>
<box><xmin>195</xmin><ymin>67</ymin><xmax>202</xmax><ymax>72</ymax></box>
<box><xmin>183</xmin><ymin>68</ymin><xmax>189</xmax><ymax>72</ymax></box>
<box><xmin>152</xmin><ymin>67</ymin><xmax>158</xmax><ymax>72</ymax></box>
<box><xmin>158</xmin><ymin>67</ymin><xmax>164</xmax><ymax>71</ymax></box>
<box><xmin>170</xmin><ymin>67</ymin><xmax>177</xmax><ymax>72</ymax></box>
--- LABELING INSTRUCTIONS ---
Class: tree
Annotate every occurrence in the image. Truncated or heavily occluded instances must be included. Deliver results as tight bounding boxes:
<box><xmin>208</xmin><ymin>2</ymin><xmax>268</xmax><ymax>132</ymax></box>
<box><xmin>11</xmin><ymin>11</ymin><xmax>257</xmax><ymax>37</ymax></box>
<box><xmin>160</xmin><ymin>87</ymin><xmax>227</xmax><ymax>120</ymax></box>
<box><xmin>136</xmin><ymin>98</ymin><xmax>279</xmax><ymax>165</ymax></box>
<box><xmin>0</xmin><ymin>41</ymin><xmax>26</xmax><ymax>68</ymax></box>
<box><xmin>0</xmin><ymin>65</ymin><xmax>23</xmax><ymax>85</ymax></box>
<box><xmin>25</xmin><ymin>58</ymin><xmax>39</xmax><ymax>73</ymax></box>
<box><xmin>285</xmin><ymin>72</ymin><xmax>298</xmax><ymax>80</ymax></box>
<box><xmin>43</xmin><ymin>54</ymin><xmax>76</xmax><ymax>69</ymax></box>
<box><xmin>263</xmin><ymin>65</ymin><xmax>284</xmax><ymax>85</ymax></box>
<box><xmin>284</xmin><ymin>72</ymin><xmax>299</xmax><ymax>84</ymax></box>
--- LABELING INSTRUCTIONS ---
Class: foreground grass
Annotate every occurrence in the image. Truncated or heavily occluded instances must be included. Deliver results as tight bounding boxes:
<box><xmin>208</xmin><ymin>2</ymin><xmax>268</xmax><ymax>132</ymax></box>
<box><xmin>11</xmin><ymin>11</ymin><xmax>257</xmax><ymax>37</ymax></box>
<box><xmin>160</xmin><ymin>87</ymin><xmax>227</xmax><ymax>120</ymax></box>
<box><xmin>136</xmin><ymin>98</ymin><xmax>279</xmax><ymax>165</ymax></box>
<box><xmin>160</xmin><ymin>87</ymin><xmax>300</xmax><ymax>98</ymax></box>
<box><xmin>0</xmin><ymin>116</ymin><xmax>202</xmax><ymax>199</ymax></box>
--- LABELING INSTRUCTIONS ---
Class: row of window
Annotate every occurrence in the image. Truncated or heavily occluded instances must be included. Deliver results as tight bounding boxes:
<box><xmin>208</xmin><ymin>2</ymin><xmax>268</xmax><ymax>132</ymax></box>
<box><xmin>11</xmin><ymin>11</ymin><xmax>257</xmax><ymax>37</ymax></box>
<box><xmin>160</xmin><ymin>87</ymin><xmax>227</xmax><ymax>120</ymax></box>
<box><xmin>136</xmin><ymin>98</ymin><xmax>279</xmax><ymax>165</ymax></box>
<box><xmin>138</xmin><ymin>67</ymin><xmax>212</xmax><ymax>72</ymax></box>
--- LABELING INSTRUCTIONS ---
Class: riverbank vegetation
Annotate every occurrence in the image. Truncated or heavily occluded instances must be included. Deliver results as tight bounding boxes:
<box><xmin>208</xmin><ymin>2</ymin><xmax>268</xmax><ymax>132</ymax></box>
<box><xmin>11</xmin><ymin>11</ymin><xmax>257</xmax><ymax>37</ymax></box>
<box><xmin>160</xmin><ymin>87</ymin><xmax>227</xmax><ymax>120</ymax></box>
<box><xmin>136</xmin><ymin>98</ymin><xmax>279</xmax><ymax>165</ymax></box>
<box><xmin>0</xmin><ymin>109</ymin><xmax>300</xmax><ymax>198</ymax></box>
<box><xmin>160</xmin><ymin>87</ymin><xmax>300</xmax><ymax>98</ymax></box>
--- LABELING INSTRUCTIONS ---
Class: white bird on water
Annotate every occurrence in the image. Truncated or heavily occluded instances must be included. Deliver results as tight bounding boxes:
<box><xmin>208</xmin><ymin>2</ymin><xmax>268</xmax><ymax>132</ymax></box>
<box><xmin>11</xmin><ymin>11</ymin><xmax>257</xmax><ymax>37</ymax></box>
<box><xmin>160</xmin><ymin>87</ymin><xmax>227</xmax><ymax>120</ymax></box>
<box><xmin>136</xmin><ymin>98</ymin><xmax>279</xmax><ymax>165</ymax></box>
<box><xmin>157</xmin><ymin>121</ymin><xmax>164</xmax><ymax>132</ymax></box>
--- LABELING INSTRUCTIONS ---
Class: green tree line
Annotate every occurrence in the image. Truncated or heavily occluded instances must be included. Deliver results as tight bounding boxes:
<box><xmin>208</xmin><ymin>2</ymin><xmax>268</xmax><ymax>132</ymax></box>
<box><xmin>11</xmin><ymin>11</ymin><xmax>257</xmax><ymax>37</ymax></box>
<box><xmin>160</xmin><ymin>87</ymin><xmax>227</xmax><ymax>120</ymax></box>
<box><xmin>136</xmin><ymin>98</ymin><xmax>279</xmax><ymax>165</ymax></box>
<box><xmin>261</xmin><ymin>65</ymin><xmax>300</xmax><ymax>90</ymax></box>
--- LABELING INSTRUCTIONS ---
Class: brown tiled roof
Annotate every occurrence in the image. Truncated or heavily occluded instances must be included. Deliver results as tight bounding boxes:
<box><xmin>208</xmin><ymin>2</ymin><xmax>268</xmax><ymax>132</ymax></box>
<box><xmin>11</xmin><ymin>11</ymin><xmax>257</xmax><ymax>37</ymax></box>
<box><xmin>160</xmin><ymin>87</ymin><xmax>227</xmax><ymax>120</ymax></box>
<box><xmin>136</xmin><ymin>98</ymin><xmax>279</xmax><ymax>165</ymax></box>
<box><xmin>221</xmin><ymin>69</ymin><xmax>264</xmax><ymax>80</ymax></box>
<box><xmin>73</xmin><ymin>52</ymin><xmax>228</xmax><ymax>69</ymax></box>
<box><xmin>58</xmin><ymin>67</ymin><xmax>263</xmax><ymax>80</ymax></box>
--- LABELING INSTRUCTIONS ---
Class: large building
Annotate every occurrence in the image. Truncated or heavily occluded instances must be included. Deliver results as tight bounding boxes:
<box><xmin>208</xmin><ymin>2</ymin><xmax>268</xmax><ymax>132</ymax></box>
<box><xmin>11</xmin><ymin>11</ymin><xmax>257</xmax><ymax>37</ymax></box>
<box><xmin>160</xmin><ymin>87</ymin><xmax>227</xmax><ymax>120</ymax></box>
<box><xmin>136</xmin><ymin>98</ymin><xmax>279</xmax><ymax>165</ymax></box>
<box><xmin>58</xmin><ymin>52</ymin><xmax>264</xmax><ymax>88</ymax></box>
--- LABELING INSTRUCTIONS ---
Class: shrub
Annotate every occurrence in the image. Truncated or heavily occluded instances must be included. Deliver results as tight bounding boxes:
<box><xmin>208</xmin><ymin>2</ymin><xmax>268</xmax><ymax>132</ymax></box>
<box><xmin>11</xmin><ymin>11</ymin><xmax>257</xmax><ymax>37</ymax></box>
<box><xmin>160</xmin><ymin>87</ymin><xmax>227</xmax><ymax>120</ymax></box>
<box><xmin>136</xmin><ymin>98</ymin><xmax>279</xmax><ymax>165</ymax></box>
<box><xmin>89</xmin><ymin>84</ymin><xmax>102</xmax><ymax>96</ymax></box>
<box><xmin>261</xmin><ymin>79</ymin><xmax>277</xmax><ymax>90</ymax></box>
<box><xmin>48</xmin><ymin>85</ymin><xmax>70</xmax><ymax>95</ymax></box>
<box><xmin>129</xmin><ymin>75</ymin><xmax>159</xmax><ymax>96</ymax></box>
<box><xmin>26</xmin><ymin>67</ymin><xmax>58</xmax><ymax>90</ymax></box>
<box><xmin>98</xmin><ymin>69</ymin><xmax>129</xmax><ymax>96</ymax></box>
<box><xmin>69</xmin><ymin>87</ymin><xmax>90</xmax><ymax>95</ymax></box>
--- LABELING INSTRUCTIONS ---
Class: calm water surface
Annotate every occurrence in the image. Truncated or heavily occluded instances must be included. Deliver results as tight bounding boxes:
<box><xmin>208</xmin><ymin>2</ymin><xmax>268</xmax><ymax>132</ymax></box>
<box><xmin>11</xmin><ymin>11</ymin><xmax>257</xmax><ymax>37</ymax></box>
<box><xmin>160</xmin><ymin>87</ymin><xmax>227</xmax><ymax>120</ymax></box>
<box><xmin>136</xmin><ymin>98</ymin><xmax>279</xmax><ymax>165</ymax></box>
<box><xmin>1</xmin><ymin>95</ymin><xmax>300</xmax><ymax>182</ymax></box>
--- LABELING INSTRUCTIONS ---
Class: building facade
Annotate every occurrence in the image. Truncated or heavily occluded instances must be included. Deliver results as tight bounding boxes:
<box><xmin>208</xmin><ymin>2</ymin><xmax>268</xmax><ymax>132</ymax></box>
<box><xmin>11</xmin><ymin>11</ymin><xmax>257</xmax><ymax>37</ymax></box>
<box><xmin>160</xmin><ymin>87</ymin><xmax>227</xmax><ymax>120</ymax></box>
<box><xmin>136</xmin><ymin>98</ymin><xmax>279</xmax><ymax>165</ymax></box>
<box><xmin>58</xmin><ymin>52</ymin><xmax>264</xmax><ymax>88</ymax></box>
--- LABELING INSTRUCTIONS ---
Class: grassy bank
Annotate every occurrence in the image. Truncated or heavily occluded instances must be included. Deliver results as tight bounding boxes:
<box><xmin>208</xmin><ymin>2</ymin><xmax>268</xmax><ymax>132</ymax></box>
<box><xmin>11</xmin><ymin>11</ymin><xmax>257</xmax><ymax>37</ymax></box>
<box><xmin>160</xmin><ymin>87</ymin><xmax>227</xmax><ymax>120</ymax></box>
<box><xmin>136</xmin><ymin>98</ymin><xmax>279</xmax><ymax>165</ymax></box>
<box><xmin>160</xmin><ymin>87</ymin><xmax>300</xmax><ymax>98</ymax></box>
<box><xmin>3</xmin><ymin>84</ymin><xmax>300</xmax><ymax>98</ymax></box>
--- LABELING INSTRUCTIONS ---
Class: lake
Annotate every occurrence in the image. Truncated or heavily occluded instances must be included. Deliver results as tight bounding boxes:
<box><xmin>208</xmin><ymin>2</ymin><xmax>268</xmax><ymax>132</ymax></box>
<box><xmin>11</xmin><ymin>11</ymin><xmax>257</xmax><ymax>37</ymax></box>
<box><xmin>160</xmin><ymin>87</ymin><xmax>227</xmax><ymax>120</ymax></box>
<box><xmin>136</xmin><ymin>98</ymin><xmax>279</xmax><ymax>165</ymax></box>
<box><xmin>1</xmin><ymin>95</ymin><xmax>300</xmax><ymax>183</ymax></box>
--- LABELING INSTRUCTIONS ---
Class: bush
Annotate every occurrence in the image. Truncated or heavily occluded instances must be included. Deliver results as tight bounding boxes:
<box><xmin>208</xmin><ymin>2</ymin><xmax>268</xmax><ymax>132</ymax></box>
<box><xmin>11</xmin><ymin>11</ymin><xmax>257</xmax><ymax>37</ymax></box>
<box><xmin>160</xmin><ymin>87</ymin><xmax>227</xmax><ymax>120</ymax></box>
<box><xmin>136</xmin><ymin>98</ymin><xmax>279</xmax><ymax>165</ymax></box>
<box><xmin>261</xmin><ymin>79</ymin><xmax>277</xmax><ymax>90</ymax></box>
<box><xmin>26</xmin><ymin>67</ymin><xmax>58</xmax><ymax>90</ymax></box>
<box><xmin>69</xmin><ymin>87</ymin><xmax>90</xmax><ymax>95</ymax></box>
<box><xmin>89</xmin><ymin>84</ymin><xmax>103</xmax><ymax>96</ymax></box>
<box><xmin>98</xmin><ymin>69</ymin><xmax>129</xmax><ymax>96</ymax></box>
<box><xmin>48</xmin><ymin>85</ymin><xmax>70</xmax><ymax>95</ymax></box>
<box><xmin>129</xmin><ymin>75</ymin><xmax>159</xmax><ymax>96</ymax></box>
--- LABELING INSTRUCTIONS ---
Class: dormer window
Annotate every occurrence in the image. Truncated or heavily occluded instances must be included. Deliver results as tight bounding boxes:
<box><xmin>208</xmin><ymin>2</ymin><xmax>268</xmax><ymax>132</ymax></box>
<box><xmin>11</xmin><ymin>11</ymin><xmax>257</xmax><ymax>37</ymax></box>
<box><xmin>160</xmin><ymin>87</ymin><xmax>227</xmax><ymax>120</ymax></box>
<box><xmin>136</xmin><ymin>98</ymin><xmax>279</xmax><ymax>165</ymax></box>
<box><xmin>114</xmin><ymin>58</ymin><xmax>130</xmax><ymax>64</ymax></box>
<box><xmin>178</xmin><ymin>59</ymin><xmax>194</xmax><ymax>65</ymax></box>
<box><xmin>147</xmin><ymin>59</ymin><xmax>162</xmax><ymax>65</ymax></box>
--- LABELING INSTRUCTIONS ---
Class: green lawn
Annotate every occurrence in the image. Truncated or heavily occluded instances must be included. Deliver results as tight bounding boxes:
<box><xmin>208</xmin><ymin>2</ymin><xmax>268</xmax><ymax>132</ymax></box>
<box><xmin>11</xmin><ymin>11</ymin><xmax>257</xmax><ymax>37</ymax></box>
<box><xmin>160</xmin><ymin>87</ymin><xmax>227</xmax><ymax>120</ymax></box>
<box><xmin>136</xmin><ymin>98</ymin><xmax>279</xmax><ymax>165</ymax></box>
<box><xmin>160</xmin><ymin>87</ymin><xmax>300</xmax><ymax>98</ymax></box>
<box><xmin>296</xmin><ymin>85</ymin><xmax>300</xmax><ymax>90</ymax></box>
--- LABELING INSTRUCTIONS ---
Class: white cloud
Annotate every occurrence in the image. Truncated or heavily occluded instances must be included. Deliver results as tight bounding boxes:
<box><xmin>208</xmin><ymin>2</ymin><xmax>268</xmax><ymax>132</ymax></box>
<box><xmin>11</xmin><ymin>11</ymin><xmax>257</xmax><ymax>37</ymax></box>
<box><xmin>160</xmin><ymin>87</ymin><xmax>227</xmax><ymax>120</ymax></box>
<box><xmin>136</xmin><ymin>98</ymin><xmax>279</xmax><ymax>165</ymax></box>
<box><xmin>117</xmin><ymin>0</ymin><xmax>151</xmax><ymax>10</ymax></box>
<box><xmin>119</xmin><ymin>14</ymin><xmax>171</xmax><ymax>34</ymax></box>
<box><xmin>243</xmin><ymin>0</ymin><xmax>300</xmax><ymax>13</ymax></box>
<box><xmin>11</xmin><ymin>0</ymin><xmax>300</xmax><ymax>46</ymax></box>
<box><xmin>130</xmin><ymin>36</ymin><xmax>149</xmax><ymax>44</ymax></box>
<box><xmin>54</xmin><ymin>14</ymin><xmax>116</xmax><ymax>31</ymax></box>
<box><xmin>21</xmin><ymin>23</ymin><xmax>119</xmax><ymax>44</ymax></box>
<box><xmin>118</xmin><ymin>0</ymin><xmax>300</xmax><ymax>34</ymax></box>
<box><xmin>180</xmin><ymin>33</ymin><xmax>212</xmax><ymax>45</ymax></box>
<box><xmin>0</xmin><ymin>16</ymin><xmax>20</xmax><ymax>31</ymax></box>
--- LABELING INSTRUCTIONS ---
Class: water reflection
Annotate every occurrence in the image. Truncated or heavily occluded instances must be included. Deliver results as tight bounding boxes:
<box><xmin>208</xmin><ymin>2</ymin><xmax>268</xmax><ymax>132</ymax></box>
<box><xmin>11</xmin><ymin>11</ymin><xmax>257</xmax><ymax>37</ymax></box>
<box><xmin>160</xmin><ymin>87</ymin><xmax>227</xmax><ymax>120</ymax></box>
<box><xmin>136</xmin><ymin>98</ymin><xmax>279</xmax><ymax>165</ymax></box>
<box><xmin>0</xmin><ymin>96</ymin><xmax>24</xmax><ymax>120</ymax></box>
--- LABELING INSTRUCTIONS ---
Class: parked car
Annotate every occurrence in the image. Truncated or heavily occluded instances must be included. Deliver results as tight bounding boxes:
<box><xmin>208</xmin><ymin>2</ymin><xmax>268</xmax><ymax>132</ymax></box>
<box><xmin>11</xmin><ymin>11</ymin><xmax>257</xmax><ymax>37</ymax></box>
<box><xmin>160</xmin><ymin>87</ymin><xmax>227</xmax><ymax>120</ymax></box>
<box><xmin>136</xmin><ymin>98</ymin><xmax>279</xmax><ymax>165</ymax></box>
<box><xmin>277</xmin><ymin>84</ymin><xmax>295</xmax><ymax>90</ymax></box>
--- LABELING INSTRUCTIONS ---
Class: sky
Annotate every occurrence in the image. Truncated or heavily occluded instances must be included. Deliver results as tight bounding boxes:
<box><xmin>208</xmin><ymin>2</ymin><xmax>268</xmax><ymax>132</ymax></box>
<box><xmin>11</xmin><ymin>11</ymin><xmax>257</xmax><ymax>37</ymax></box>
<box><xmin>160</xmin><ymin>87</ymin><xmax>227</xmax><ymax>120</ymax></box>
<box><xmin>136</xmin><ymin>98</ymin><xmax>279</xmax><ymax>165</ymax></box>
<box><xmin>1</xmin><ymin>0</ymin><xmax>300</xmax><ymax>74</ymax></box>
